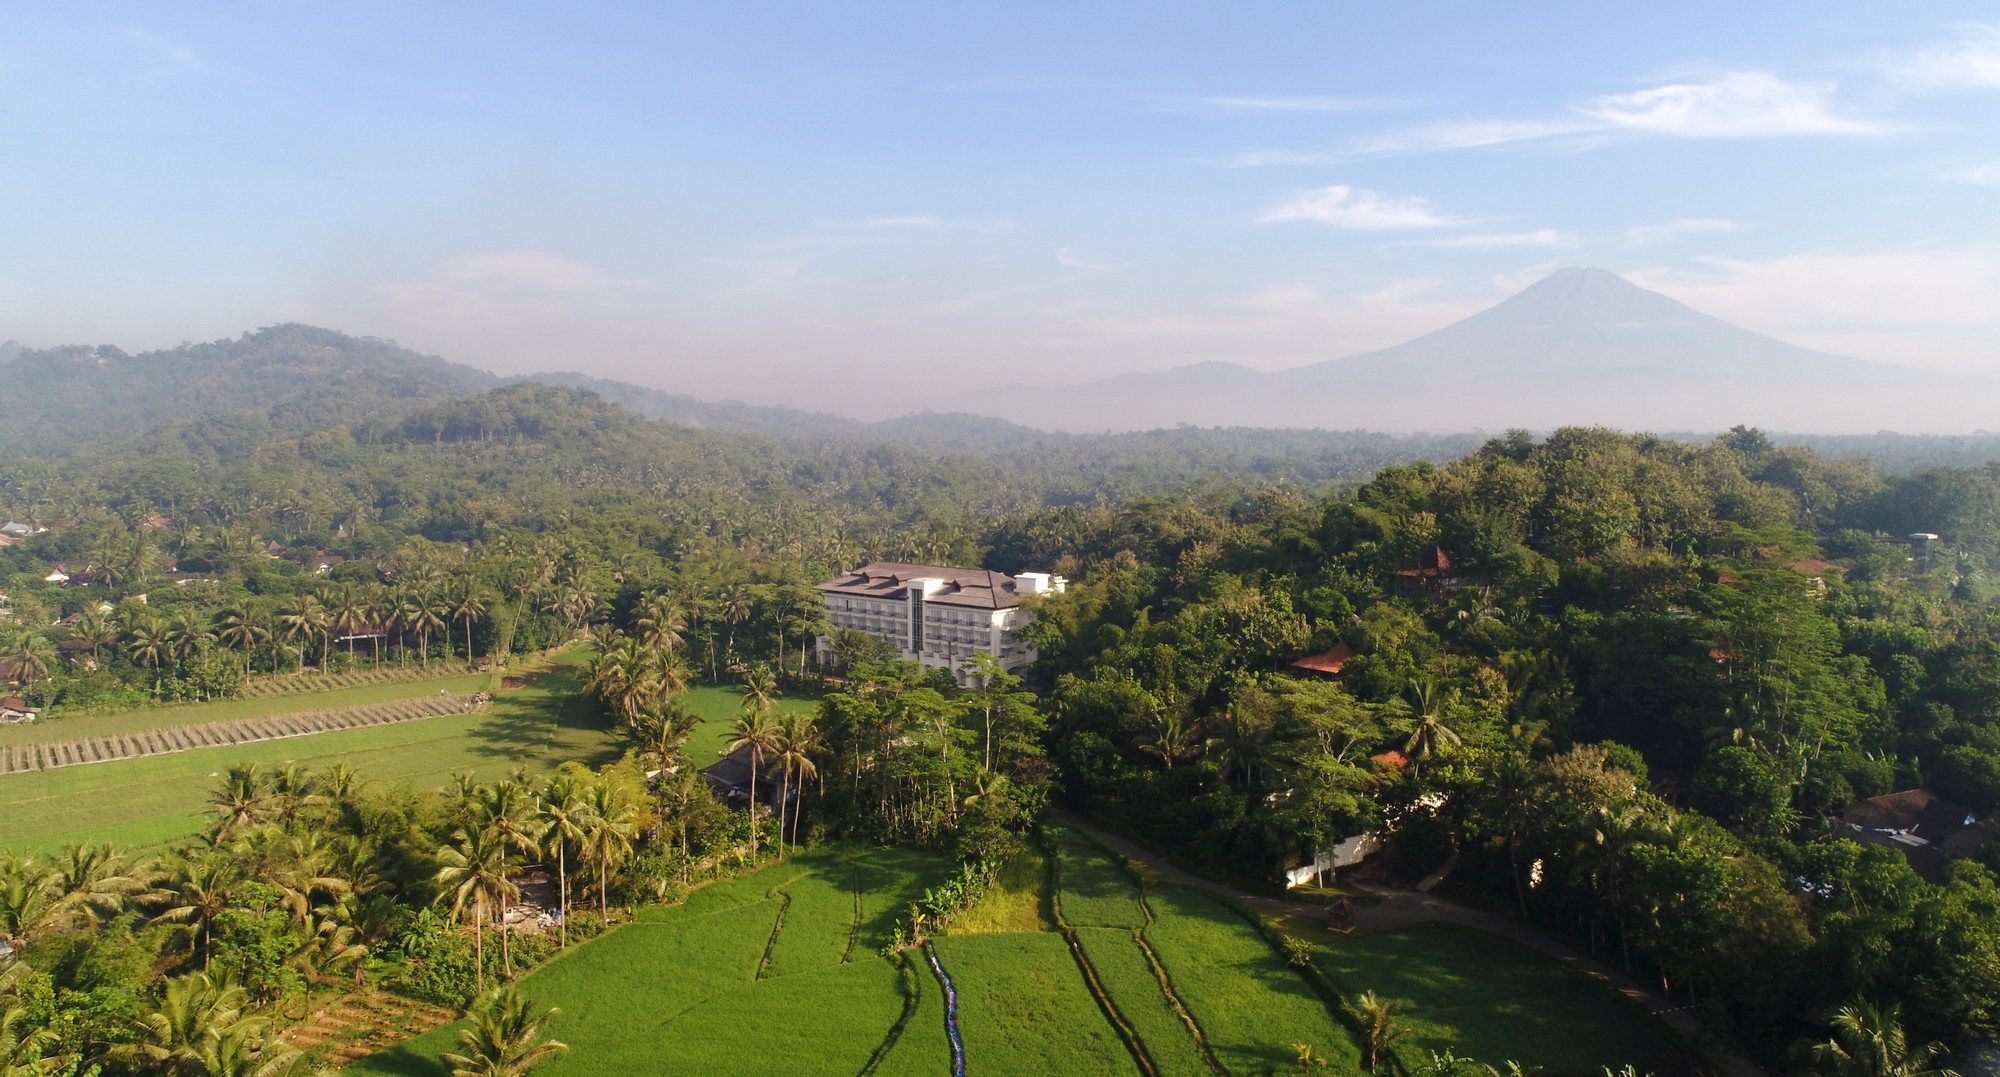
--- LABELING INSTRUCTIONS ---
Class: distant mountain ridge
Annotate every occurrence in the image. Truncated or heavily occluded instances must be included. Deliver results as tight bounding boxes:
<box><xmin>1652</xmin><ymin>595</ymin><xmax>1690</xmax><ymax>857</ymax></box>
<box><xmin>961</xmin><ymin>268</ymin><xmax>1991</xmax><ymax>434</ymax></box>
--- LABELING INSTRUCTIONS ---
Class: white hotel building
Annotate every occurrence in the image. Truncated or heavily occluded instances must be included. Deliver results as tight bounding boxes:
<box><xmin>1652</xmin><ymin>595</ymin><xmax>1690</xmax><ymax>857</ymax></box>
<box><xmin>814</xmin><ymin>562</ymin><xmax>1066</xmax><ymax>681</ymax></box>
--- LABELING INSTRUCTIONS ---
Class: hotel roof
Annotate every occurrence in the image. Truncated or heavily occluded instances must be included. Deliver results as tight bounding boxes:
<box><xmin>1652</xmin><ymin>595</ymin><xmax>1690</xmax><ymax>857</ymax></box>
<box><xmin>817</xmin><ymin>562</ymin><xmax>1027</xmax><ymax>610</ymax></box>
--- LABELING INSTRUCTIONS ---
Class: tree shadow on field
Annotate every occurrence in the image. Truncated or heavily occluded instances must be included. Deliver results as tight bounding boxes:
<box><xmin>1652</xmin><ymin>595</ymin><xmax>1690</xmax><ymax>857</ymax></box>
<box><xmin>455</xmin><ymin>668</ymin><xmax>619</xmax><ymax>765</ymax></box>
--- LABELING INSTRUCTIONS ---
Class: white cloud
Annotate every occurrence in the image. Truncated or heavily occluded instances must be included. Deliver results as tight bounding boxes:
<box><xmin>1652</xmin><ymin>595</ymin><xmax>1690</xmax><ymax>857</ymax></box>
<box><xmin>1260</xmin><ymin>185</ymin><xmax>1462</xmax><ymax>230</ymax></box>
<box><xmin>1352</xmin><ymin>70</ymin><xmax>1886</xmax><ymax>157</ymax></box>
<box><xmin>1893</xmin><ymin>23</ymin><xmax>2000</xmax><ymax>90</ymax></box>
<box><xmin>1202</xmin><ymin>148</ymin><xmax>1339</xmax><ymax>168</ymax></box>
<box><xmin>1412</xmin><ymin>229</ymin><xmax>1573</xmax><ymax>250</ymax></box>
<box><xmin>1576</xmin><ymin>71</ymin><xmax>1887</xmax><ymax>137</ymax></box>
<box><xmin>1627</xmin><ymin>247</ymin><xmax>2000</xmax><ymax>371</ymax></box>
<box><xmin>1352</xmin><ymin>118</ymin><xmax>1601</xmax><ymax>155</ymax></box>
<box><xmin>1621</xmin><ymin>218</ymin><xmax>1738</xmax><ymax>245</ymax></box>
<box><xmin>1941</xmin><ymin>162</ymin><xmax>2000</xmax><ymax>185</ymax></box>
<box><xmin>1055</xmin><ymin>248</ymin><xmax>1128</xmax><ymax>274</ymax></box>
<box><xmin>858</xmin><ymin>215</ymin><xmax>1015</xmax><ymax>233</ymax></box>
<box><xmin>123</xmin><ymin>26</ymin><xmax>206</xmax><ymax>74</ymax></box>
<box><xmin>1197</xmin><ymin>94</ymin><xmax>1404</xmax><ymax>113</ymax></box>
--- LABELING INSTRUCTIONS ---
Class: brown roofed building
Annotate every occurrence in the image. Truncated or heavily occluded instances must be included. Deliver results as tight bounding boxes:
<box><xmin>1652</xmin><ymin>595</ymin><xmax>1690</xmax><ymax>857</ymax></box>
<box><xmin>1289</xmin><ymin>641</ymin><xmax>1354</xmax><ymax>677</ymax></box>
<box><xmin>1839</xmin><ymin>787</ymin><xmax>1988</xmax><ymax>883</ymax></box>
<box><xmin>816</xmin><ymin>562</ymin><xmax>1064</xmax><ymax>682</ymax></box>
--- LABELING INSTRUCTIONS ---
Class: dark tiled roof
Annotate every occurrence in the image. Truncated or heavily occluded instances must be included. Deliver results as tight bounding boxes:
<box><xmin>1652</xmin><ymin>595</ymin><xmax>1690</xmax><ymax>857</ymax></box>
<box><xmin>817</xmin><ymin>562</ymin><xmax>1026</xmax><ymax>610</ymax></box>
<box><xmin>1842</xmin><ymin>788</ymin><xmax>1974</xmax><ymax>840</ymax></box>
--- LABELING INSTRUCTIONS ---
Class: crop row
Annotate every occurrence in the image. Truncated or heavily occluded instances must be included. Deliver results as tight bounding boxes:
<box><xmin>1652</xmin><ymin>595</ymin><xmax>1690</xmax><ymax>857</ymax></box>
<box><xmin>0</xmin><ymin>694</ymin><xmax>487</xmax><ymax>774</ymax></box>
<box><xmin>241</xmin><ymin>664</ymin><xmax>474</xmax><ymax>699</ymax></box>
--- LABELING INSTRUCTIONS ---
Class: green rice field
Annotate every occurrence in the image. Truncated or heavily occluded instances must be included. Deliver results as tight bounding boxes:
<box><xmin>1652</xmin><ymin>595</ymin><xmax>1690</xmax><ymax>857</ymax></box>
<box><xmin>347</xmin><ymin>845</ymin><xmax>952</xmax><ymax>1076</ymax></box>
<box><xmin>678</xmin><ymin>683</ymin><xmax>821</xmax><ymax>765</ymax></box>
<box><xmin>0</xmin><ymin>650</ymin><xmax>618</xmax><ymax>855</ymax></box>
<box><xmin>349</xmin><ymin>832</ymin><xmax>1688</xmax><ymax>1076</ymax></box>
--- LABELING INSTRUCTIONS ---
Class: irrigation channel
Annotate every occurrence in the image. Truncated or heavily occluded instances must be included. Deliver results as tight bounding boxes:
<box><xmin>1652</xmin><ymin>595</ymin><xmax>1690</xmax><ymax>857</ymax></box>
<box><xmin>925</xmin><ymin>945</ymin><xmax>966</xmax><ymax>1077</ymax></box>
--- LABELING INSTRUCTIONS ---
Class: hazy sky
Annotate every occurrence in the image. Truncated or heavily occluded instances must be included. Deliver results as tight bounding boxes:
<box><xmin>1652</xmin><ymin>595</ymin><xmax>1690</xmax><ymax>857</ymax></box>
<box><xmin>4</xmin><ymin>3</ymin><xmax>1998</xmax><ymax>416</ymax></box>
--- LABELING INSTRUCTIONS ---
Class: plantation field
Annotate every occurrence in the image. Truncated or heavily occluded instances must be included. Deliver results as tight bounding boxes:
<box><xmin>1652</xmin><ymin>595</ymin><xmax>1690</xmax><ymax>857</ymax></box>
<box><xmin>0</xmin><ymin>652</ymin><xmax>616</xmax><ymax>854</ymax></box>
<box><xmin>1072</xmin><ymin>927</ymin><xmax>1214</xmax><ymax>1077</ymax></box>
<box><xmin>931</xmin><ymin>932</ymin><xmax>1134</xmax><ymax>1075</ymax></box>
<box><xmin>0</xmin><ymin>671</ymin><xmax>491</xmax><ymax>748</ymax></box>
<box><xmin>1312</xmin><ymin>924</ymin><xmax>1679</xmax><ymax>1072</ymax></box>
<box><xmin>349</xmin><ymin>845</ymin><xmax>952</xmax><ymax>1076</ymax></box>
<box><xmin>1051</xmin><ymin>825</ymin><xmax>1149</xmax><ymax>929</ymax></box>
<box><xmin>679</xmin><ymin>683</ymin><xmax>820</xmax><ymax>765</ymax></box>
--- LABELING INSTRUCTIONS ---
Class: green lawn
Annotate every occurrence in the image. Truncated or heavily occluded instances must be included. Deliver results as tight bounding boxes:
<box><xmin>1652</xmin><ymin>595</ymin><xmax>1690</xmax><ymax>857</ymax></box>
<box><xmin>929</xmin><ymin>932</ymin><xmax>1133</xmax><ymax>1075</ymax></box>
<box><xmin>0</xmin><ymin>671</ymin><xmax>492</xmax><ymax>748</ymax></box>
<box><xmin>678</xmin><ymin>683</ymin><xmax>820</xmax><ymax>765</ymax></box>
<box><xmin>1312</xmin><ymin>924</ymin><xmax>1681</xmax><ymax>1072</ymax></box>
<box><xmin>349</xmin><ymin>846</ymin><xmax>953</xmax><ymax>1076</ymax></box>
<box><xmin>0</xmin><ymin>651</ymin><xmax>617</xmax><ymax>855</ymax></box>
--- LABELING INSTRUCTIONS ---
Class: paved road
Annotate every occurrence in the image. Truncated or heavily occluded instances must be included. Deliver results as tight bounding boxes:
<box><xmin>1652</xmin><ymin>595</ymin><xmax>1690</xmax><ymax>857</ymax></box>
<box><xmin>1059</xmin><ymin>815</ymin><xmax>1764</xmax><ymax>1077</ymax></box>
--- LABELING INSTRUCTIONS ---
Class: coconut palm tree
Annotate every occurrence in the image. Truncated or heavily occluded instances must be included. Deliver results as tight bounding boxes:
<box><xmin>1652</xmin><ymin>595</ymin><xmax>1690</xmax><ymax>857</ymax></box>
<box><xmin>728</xmin><ymin>703</ymin><xmax>782</xmax><ymax>865</ymax></box>
<box><xmin>450</xmin><ymin>583</ymin><xmax>490</xmax><ymax>667</ymax></box>
<box><xmin>1401</xmin><ymin>678</ymin><xmax>1461</xmax><ymax>777</ymax></box>
<box><xmin>470</xmin><ymin>782</ymin><xmax>537</xmax><ymax>976</ymax></box>
<box><xmin>718</xmin><ymin>583</ymin><xmax>752</xmax><ymax>660</ymax></box>
<box><xmin>285</xmin><ymin>916</ymin><xmax>368</xmax><ymax>1017</ymax></box>
<box><xmin>1351</xmin><ymin>990</ymin><xmax>1406</xmax><ymax>1071</ymax></box>
<box><xmin>2</xmin><ymin>631</ymin><xmax>53</xmax><ymax>691</ymax></box>
<box><xmin>1138</xmin><ymin>713</ymin><xmax>1201</xmax><ymax>770</ymax></box>
<box><xmin>435</xmin><ymin>827</ymin><xmax>517</xmax><ymax>992</ymax></box>
<box><xmin>108</xmin><ymin>971</ymin><xmax>262</xmax><ymax>1074</ymax></box>
<box><xmin>46</xmin><ymin>842</ymin><xmax>137</xmax><ymax>928</ymax></box>
<box><xmin>163</xmin><ymin>609</ymin><xmax>213</xmax><ymax>664</ymax></box>
<box><xmin>68</xmin><ymin>607</ymin><xmax>116</xmax><ymax>664</ymax></box>
<box><xmin>145</xmin><ymin>856</ymin><xmax>239</xmax><ymax>969</ymax></box>
<box><xmin>1809</xmin><ymin>1001</ymin><xmax>1957</xmax><ymax>1077</ymax></box>
<box><xmin>775</xmin><ymin>713</ymin><xmax>823</xmax><ymax>851</ymax></box>
<box><xmin>276</xmin><ymin>596</ymin><xmax>327</xmax><ymax>673</ymax></box>
<box><xmin>125</xmin><ymin>615</ymin><xmax>172</xmax><ymax>682</ymax></box>
<box><xmin>440</xmin><ymin>986</ymin><xmax>568</xmax><ymax>1077</ymax></box>
<box><xmin>634</xmin><ymin>593</ymin><xmax>685</xmax><ymax>655</ymax></box>
<box><xmin>212</xmin><ymin>606</ymin><xmax>271</xmax><ymax>671</ymax></box>
<box><xmin>207</xmin><ymin>764</ymin><xmax>271</xmax><ymax>839</ymax></box>
<box><xmin>581</xmin><ymin>781</ymin><xmax>637</xmax><ymax>916</ymax></box>
<box><xmin>407</xmin><ymin>586</ymin><xmax>449</xmax><ymax>667</ymax></box>
<box><xmin>0</xmin><ymin>994</ymin><xmax>61</xmax><ymax>1075</ymax></box>
<box><xmin>537</xmin><ymin>777</ymin><xmax>589</xmax><ymax>948</ymax></box>
<box><xmin>0</xmin><ymin>860</ymin><xmax>53</xmax><ymax>952</ymax></box>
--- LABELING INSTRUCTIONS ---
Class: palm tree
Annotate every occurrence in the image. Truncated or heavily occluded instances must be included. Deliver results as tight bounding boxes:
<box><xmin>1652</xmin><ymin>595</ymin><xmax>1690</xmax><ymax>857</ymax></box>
<box><xmin>68</xmin><ymin>607</ymin><xmax>115</xmax><ymax>664</ymax></box>
<box><xmin>207</xmin><ymin>764</ymin><xmax>271</xmax><ymax>839</ymax></box>
<box><xmin>537</xmin><ymin>777</ymin><xmax>588</xmax><ymax>948</ymax></box>
<box><xmin>408</xmin><ymin>587</ymin><xmax>449</xmax><ymax>667</ymax></box>
<box><xmin>109</xmin><ymin>971</ymin><xmax>262</xmax><ymax>1074</ymax></box>
<box><xmin>582</xmin><ymin>781</ymin><xmax>637</xmax><ymax>916</ymax></box>
<box><xmin>451</xmin><ymin>583</ymin><xmax>491</xmax><ymax>667</ymax></box>
<box><xmin>435</xmin><ymin>827</ymin><xmax>517</xmax><ymax>992</ymax></box>
<box><xmin>1810</xmin><ymin>1001</ymin><xmax>1958</xmax><ymax>1077</ymax></box>
<box><xmin>212</xmin><ymin>606</ymin><xmax>271</xmax><ymax>671</ymax></box>
<box><xmin>718</xmin><ymin>583</ymin><xmax>752</xmax><ymax>660</ymax></box>
<box><xmin>2</xmin><ymin>631</ymin><xmax>54</xmax><ymax>691</ymax></box>
<box><xmin>125</xmin><ymin>614</ymin><xmax>172</xmax><ymax>680</ymax></box>
<box><xmin>145</xmin><ymin>856</ymin><xmax>238</xmax><ymax>968</ymax></box>
<box><xmin>728</xmin><ymin>702</ymin><xmax>782</xmax><ymax>865</ymax></box>
<box><xmin>440</xmin><ymin>986</ymin><xmax>568</xmax><ymax>1077</ymax></box>
<box><xmin>0</xmin><ymin>860</ymin><xmax>53</xmax><ymax>951</ymax></box>
<box><xmin>164</xmin><ymin>608</ymin><xmax>213</xmax><ymax>663</ymax></box>
<box><xmin>1402</xmin><ymin>679</ymin><xmax>1461</xmax><ymax>777</ymax></box>
<box><xmin>0</xmin><ymin>994</ymin><xmax>61</xmax><ymax>1075</ymax></box>
<box><xmin>285</xmin><ymin>916</ymin><xmax>368</xmax><ymax>1017</ymax></box>
<box><xmin>46</xmin><ymin>842</ymin><xmax>136</xmax><ymax>927</ymax></box>
<box><xmin>634</xmin><ymin>593</ymin><xmax>686</xmax><ymax>655</ymax></box>
<box><xmin>775</xmin><ymin>713</ymin><xmax>822</xmax><ymax>851</ymax></box>
<box><xmin>277</xmin><ymin>596</ymin><xmax>327</xmax><ymax>673</ymax></box>
<box><xmin>470</xmin><ymin>782</ymin><xmax>537</xmax><ymax>976</ymax></box>
<box><xmin>1351</xmin><ymin>990</ymin><xmax>1406</xmax><ymax>1071</ymax></box>
<box><xmin>1138</xmin><ymin>713</ymin><xmax>1201</xmax><ymax>770</ymax></box>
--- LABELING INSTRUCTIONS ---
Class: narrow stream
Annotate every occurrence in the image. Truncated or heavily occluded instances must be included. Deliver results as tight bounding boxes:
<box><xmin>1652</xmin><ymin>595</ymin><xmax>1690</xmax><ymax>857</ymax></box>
<box><xmin>926</xmin><ymin>946</ymin><xmax>966</xmax><ymax>1076</ymax></box>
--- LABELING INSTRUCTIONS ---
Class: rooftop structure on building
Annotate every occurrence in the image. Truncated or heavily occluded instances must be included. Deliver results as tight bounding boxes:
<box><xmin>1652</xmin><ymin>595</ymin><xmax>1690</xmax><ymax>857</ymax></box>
<box><xmin>815</xmin><ymin>561</ymin><xmax>1065</xmax><ymax>682</ymax></box>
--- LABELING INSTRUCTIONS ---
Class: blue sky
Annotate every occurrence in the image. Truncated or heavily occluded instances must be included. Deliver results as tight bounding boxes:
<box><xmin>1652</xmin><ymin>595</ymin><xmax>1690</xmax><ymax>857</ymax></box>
<box><xmin>3</xmin><ymin>3</ymin><xmax>1997</xmax><ymax>414</ymax></box>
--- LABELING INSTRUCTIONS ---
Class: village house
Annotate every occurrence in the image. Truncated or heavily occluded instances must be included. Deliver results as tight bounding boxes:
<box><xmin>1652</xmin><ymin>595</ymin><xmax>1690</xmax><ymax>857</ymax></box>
<box><xmin>1839</xmin><ymin>787</ymin><xmax>1994</xmax><ymax>882</ymax></box>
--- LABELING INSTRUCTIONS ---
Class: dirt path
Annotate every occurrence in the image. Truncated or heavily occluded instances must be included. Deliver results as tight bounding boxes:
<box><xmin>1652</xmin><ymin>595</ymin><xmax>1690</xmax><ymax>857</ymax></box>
<box><xmin>1059</xmin><ymin>815</ymin><xmax>1764</xmax><ymax>1077</ymax></box>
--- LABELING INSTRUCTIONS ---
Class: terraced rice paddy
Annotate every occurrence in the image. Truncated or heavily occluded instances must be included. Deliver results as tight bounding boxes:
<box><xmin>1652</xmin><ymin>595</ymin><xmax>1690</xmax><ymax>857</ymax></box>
<box><xmin>350</xmin><ymin>831</ymin><xmax>1686</xmax><ymax>1076</ymax></box>
<box><xmin>347</xmin><ymin>846</ymin><xmax>952</xmax><ymax>1076</ymax></box>
<box><xmin>0</xmin><ymin>651</ymin><xmax>614</xmax><ymax>854</ymax></box>
<box><xmin>0</xmin><ymin>694</ymin><xmax>486</xmax><ymax>774</ymax></box>
<box><xmin>1311</xmin><ymin>923</ymin><xmax>1679</xmax><ymax>1072</ymax></box>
